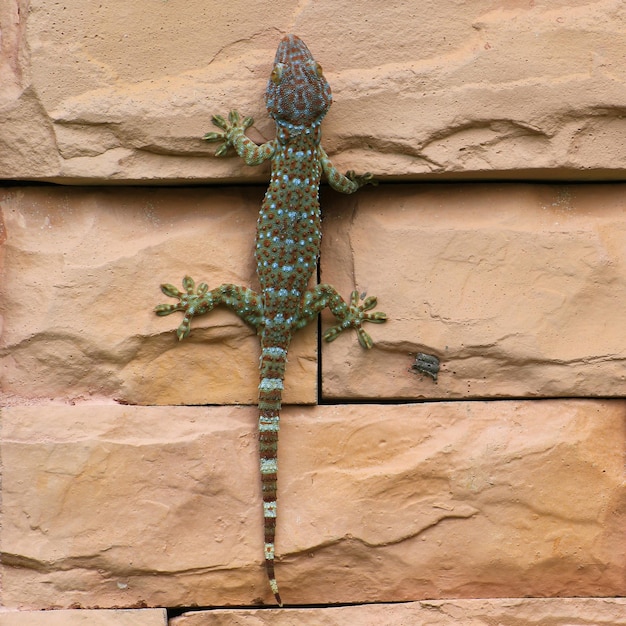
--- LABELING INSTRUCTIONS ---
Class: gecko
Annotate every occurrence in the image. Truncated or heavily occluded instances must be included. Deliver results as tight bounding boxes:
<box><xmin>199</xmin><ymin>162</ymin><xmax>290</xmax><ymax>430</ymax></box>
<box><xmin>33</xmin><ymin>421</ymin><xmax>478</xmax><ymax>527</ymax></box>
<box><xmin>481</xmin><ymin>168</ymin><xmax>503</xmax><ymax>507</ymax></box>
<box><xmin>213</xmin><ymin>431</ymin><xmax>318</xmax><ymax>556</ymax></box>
<box><xmin>155</xmin><ymin>34</ymin><xmax>386</xmax><ymax>606</ymax></box>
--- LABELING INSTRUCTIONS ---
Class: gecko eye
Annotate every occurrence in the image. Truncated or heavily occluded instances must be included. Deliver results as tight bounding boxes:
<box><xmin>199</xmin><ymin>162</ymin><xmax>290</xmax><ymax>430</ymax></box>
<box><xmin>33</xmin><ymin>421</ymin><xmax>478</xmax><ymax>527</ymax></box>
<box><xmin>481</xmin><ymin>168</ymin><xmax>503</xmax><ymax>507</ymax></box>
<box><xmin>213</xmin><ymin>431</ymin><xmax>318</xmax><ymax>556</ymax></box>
<box><xmin>304</xmin><ymin>60</ymin><xmax>324</xmax><ymax>77</ymax></box>
<box><xmin>271</xmin><ymin>63</ymin><xmax>285</xmax><ymax>84</ymax></box>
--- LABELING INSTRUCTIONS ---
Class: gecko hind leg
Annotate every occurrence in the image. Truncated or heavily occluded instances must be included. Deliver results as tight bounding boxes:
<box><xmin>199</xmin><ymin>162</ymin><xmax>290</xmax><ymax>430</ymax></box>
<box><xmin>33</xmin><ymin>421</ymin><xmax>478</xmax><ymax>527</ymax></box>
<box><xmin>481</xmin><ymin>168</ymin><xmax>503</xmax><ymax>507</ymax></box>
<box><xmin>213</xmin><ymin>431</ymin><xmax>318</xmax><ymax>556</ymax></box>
<box><xmin>155</xmin><ymin>275</ymin><xmax>263</xmax><ymax>340</ymax></box>
<box><xmin>297</xmin><ymin>284</ymin><xmax>387</xmax><ymax>349</ymax></box>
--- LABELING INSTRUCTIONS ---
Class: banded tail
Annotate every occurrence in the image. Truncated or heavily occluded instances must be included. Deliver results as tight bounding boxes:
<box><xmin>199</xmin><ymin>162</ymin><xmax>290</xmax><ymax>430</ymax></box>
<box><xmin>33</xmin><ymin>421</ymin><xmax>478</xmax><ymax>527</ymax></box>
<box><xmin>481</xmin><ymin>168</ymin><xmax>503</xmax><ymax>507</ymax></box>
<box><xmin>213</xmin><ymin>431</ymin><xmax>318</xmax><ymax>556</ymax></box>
<box><xmin>258</xmin><ymin>343</ymin><xmax>288</xmax><ymax>606</ymax></box>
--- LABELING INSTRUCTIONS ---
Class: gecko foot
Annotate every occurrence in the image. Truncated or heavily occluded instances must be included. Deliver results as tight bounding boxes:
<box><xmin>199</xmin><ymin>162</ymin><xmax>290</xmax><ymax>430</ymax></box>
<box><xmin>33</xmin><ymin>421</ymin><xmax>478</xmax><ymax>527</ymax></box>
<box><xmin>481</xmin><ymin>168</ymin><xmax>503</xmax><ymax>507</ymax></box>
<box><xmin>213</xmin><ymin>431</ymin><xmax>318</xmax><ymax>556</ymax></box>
<box><xmin>154</xmin><ymin>276</ymin><xmax>210</xmax><ymax>340</ymax></box>
<box><xmin>203</xmin><ymin>110</ymin><xmax>254</xmax><ymax>157</ymax></box>
<box><xmin>346</xmin><ymin>170</ymin><xmax>377</xmax><ymax>189</ymax></box>
<box><xmin>323</xmin><ymin>290</ymin><xmax>387</xmax><ymax>349</ymax></box>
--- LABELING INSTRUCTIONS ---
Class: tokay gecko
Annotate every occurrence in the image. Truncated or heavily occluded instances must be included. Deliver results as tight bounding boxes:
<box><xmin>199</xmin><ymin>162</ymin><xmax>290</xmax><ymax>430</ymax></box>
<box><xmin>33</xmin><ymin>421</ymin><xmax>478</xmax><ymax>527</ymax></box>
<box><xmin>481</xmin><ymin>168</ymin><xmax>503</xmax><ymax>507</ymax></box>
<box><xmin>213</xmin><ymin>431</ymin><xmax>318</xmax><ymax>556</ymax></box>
<box><xmin>155</xmin><ymin>34</ymin><xmax>386</xmax><ymax>606</ymax></box>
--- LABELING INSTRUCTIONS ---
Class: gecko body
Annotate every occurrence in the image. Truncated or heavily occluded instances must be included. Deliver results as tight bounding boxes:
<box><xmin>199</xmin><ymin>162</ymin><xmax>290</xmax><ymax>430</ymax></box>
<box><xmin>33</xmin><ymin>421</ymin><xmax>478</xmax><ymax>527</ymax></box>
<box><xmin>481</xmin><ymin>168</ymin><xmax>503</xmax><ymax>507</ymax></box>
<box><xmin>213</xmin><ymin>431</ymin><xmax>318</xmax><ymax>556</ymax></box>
<box><xmin>155</xmin><ymin>34</ymin><xmax>386</xmax><ymax>606</ymax></box>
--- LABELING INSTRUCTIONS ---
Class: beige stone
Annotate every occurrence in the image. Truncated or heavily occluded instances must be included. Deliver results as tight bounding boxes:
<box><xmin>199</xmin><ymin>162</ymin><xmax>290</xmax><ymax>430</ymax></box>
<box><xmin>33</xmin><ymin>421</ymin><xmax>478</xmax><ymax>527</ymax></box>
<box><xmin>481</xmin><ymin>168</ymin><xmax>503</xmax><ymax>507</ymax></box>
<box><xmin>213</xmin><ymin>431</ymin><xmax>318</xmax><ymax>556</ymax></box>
<box><xmin>321</xmin><ymin>183</ymin><xmax>626</xmax><ymax>399</ymax></box>
<box><xmin>0</xmin><ymin>187</ymin><xmax>316</xmax><ymax>405</ymax></box>
<box><xmin>2</xmin><ymin>1</ymin><xmax>626</xmax><ymax>182</ymax></box>
<box><xmin>0</xmin><ymin>1</ymin><xmax>61</xmax><ymax>180</ymax></box>
<box><xmin>0</xmin><ymin>609</ymin><xmax>166</xmax><ymax>625</ymax></box>
<box><xmin>4</xmin><ymin>184</ymin><xmax>626</xmax><ymax>405</ymax></box>
<box><xmin>1</xmin><ymin>401</ymin><xmax>623</xmax><ymax>608</ymax></box>
<box><xmin>172</xmin><ymin>598</ymin><xmax>626</xmax><ymax>625</ymax></box>
<box><xmin>1</xmin><ymin>2</ymin><xmax>624</xmax><ymax>620</ymax></box>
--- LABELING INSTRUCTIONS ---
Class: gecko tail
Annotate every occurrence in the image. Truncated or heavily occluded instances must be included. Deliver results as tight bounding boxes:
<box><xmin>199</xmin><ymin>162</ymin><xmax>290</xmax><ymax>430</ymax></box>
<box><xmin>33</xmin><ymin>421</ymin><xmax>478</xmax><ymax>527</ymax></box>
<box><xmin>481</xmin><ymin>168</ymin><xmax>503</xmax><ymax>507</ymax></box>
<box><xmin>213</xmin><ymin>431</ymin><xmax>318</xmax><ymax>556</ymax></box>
<box><xmin>261</xmin><ymin>420</ymin><xmax>283</xmax><ymax>606</ymax></box>
<box><xmin>269</xmin><ymin>574</ymin><xmax>283</xmax><ymax>606</ymax></box>
<box><xmin>265</xmin><ymin>554</ymin><xmax>283</xmax><ymax>606</ymax></box>
<box><xmin>259</xmin><ymin>344</ymin><xmax>287</xmax><ymax>606</ymax></box>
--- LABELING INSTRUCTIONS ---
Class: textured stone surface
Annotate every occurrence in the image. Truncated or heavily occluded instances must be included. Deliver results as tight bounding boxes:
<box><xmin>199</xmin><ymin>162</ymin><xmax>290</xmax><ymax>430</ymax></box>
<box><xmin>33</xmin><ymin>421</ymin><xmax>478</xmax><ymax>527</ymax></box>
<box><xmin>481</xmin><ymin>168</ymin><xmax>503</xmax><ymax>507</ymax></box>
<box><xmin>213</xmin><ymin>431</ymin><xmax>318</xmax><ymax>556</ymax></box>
<box><xmin>3</xmin><ymin>184</ymin><xmax>626</xmax><ymax>404</ymax></box>
<box><xmin>172</xmin><ymin>598</ymin><xmax>626</xmax><ymax>625</ymax></box>
<box><xmin>1</xmin><ymin>3</ymin><xmax>624</xmax><ymax>622</ymax></box>
<box><xmin>321</xmin><ymin>183</ymin><xmax>626</xmax><ymax>399</ymax></box>
<box><xmin>1</xmin><ymin>401</ymin><xmax>623</xmax><ymax>609</ymax></box>
<box><xmin>2</xmin><ymin>1</ymin><xmax>626</xmax><ymax>182</ymax></box>
<box><xmin>0</xmin><ymin>610</ymin><xmax>166</xmax><ymax>625</ymax></box>
<box><xmin>0</xmin><ymin>186</ymin><xmax>316</xmax><ymax>406</ymax></box>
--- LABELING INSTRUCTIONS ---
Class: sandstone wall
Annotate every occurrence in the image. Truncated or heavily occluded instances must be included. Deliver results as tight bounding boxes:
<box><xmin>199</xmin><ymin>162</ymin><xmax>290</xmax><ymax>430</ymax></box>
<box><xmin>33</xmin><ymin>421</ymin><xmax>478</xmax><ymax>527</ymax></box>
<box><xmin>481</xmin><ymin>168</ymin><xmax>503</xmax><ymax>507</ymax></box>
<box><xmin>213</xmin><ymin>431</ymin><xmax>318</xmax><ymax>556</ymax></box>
<box><xmin>1</xmin><ymin>1</ymin><xmax>625</xmax><ymax>624</ymax></box>
<box><xmin>2</xmin><ymin>0</ymin><xmax>626</xmax><ymax>183</ymax></box>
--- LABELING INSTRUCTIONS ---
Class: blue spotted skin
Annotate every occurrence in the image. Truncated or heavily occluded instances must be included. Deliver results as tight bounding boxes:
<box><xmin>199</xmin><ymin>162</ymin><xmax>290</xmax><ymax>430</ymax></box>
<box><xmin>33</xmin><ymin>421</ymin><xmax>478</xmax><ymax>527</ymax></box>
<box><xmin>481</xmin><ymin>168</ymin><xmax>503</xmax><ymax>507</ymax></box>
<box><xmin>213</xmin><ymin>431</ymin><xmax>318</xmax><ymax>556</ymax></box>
<box><xmin>155</xmin><ymin>34</ymin><xmax>386</xmax><ymax>606</ymax></box>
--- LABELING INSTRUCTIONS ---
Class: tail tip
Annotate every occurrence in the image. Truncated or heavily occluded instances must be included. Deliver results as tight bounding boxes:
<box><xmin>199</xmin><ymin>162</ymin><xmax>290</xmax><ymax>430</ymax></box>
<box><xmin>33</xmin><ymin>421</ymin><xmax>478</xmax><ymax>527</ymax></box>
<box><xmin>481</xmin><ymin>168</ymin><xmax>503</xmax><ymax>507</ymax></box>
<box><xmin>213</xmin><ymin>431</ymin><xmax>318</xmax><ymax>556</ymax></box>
<box><xmin>269</xmin><ymin>578</ymin><xmax>282</xmax><ymax>606</ymax></box>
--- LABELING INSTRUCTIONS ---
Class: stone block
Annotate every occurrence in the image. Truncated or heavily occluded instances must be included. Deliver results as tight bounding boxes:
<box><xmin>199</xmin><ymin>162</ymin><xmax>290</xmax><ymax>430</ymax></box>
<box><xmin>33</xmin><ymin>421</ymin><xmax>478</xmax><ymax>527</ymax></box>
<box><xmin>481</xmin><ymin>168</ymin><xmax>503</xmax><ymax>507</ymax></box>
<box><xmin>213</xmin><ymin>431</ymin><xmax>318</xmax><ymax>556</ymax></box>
<box><xmin>0</xmin><ymin>187</ymin><xmax>316</xmax><ymax>405</ymax></box>
<box><xmin>1</xmin><ymin>401</ymin><xmax>623</xmax><ymax>608</ymax></box>
<box><xmin>321</xmin><ymin>183</ymin><xmax>626</xmax><ymax>399</ymax></box>
<box><xmin>2</xmin><ymin>1</ymin><xmax>626</xmax><ymax>181</ymax></box>
<box><xmin>171</xmin><ymin>599</ymin><xmax>626</xmax><ymax>625</ymax></box>
<box><xmin>0</xmin><ymin>609</ymin><xmax>166</xmax><ymax>625</ymax></box>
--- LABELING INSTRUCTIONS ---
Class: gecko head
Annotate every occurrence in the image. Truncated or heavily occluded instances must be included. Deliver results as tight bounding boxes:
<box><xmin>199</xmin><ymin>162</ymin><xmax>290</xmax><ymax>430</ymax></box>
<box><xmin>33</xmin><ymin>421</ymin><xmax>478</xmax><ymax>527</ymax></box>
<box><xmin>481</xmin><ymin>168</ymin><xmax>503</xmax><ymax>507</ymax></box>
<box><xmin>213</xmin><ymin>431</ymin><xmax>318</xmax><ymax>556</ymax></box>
<box><xmin>266</xmin><ymin>34</ymin><xmax>332</xmax><ymax>127</ymax></box>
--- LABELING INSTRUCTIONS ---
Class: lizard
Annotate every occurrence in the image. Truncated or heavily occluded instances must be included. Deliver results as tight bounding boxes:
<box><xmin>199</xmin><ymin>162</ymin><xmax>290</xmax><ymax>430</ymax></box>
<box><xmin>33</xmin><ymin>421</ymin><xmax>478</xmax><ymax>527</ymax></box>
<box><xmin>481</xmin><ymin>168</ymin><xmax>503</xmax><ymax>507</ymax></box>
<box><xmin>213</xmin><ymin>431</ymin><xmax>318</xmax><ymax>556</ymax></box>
<box><xmin>154</xmin><ymin>34</ymin><xmax>386</xmax><ymax>606</ymax></box>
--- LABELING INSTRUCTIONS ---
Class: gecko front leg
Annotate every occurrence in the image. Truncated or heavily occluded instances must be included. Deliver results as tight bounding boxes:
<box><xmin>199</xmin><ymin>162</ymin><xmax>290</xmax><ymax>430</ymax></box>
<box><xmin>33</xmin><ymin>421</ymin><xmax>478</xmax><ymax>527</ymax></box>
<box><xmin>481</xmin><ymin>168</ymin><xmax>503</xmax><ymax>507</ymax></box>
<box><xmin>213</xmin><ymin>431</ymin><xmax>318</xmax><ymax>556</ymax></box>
<box><xmin>155</xmin><ymin>275</ymin><xmax>264</xmax><ymax>340</ymax></box>
<box><xmin>296</xmin><ymin>285</ymin><xmax>387</xmax><ymax>350</ymax></box>
<box><xmin>319</xmin><ymin>146</ymin><xmax>377</xmax><ymax>193</ymax></box>
<box><xmin>204</xmin><ymin>110</ymin><xmax>276</xmax><ymax>165</ymax></box>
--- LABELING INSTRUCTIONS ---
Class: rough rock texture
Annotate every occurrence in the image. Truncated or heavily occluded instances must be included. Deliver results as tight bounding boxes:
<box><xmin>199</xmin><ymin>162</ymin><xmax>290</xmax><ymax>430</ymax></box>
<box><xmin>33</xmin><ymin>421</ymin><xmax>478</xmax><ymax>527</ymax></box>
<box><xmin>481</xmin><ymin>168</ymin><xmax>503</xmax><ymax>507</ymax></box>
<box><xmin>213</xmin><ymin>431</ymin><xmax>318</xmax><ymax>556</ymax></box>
<box><xmin>0</xmin><ymin>610</ymin><xmax>166</xmax><ymax>625</ymax></box>
<box><xmin>2</xmin><ymin>1</ymin><xmax>626</xmax><ymax>182</ymax></box>
<box><xmin>1</xmin><ymin>401</ymin><xmax>623</xmax><ymax>609</ymax></box>
<box><xmin>320</xmin><ymin>183</ymin><xmax>626</xmax><ymax>399</ymax></box>
<box><xmin>172</xmin><ymin>599</ymin><xmax>626</xmax><ymax>625</ymax></box>
<box><xmin>2</xmin><ymin>2</ymin><xmax>626</xmax><ymax>621</ymax></box>
<box><xmin>3</xmin><ymin>184</ymin><xmax>626</xmax><ymax>404</ymax></box>
<box><xmin>0</xmin><ymin>186</ymin><xmax>316</xmax><ymax>406</ymax></box>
